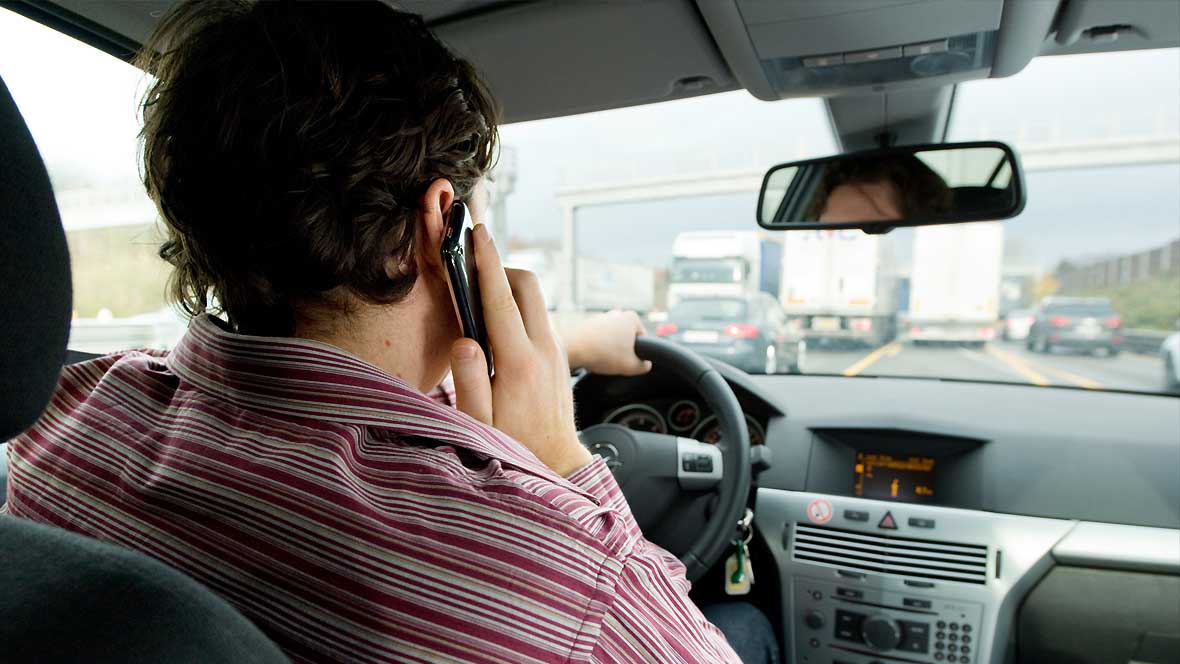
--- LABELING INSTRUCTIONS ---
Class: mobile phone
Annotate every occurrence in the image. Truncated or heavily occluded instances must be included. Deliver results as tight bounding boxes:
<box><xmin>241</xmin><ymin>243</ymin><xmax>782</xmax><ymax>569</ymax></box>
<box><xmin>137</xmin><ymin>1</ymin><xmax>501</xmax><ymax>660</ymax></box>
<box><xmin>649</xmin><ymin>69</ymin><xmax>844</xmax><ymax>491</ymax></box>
<box><xmin>441</xmin><ymin>201</ymin><xmax>493</xmax><ymax>375</ymax></box>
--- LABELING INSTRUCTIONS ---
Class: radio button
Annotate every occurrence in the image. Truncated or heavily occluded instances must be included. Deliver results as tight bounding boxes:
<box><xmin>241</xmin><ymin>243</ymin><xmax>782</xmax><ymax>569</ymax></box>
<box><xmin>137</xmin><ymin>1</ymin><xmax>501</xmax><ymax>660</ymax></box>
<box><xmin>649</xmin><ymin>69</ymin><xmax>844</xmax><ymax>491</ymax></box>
<box><xmin>805</xmin><ymin>611</ymin><xmax>825</xmax><ymax>630</ymax></box>
<box><xmin>908</xmin><ymin>517</ymin><xmax>936</xmax><ymax>528</ymax></box>
<box><xmin>903</xmin><ymin>597</ymin><xmax>932</xmax><ymax>609</ymax></box>
<box><xmin>861</xmin><ymin>615</ymin><xmax>902</xmax><ymax>651</ymax></box>
<box><xmin>844</xmin><ymin>509</ymin><xmax>870</xmax><ymax>522</ymax></box>
<box><xmin>836</xmin><ymin>587</ymin><xmax>864</xmax><ymax>600</ymax></box>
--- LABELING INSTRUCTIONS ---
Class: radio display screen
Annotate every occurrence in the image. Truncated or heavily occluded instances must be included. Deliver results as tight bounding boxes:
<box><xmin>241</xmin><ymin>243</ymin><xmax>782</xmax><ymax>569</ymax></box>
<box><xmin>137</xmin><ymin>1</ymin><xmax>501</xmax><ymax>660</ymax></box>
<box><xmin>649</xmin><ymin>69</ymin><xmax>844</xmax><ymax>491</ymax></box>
<box><xmin>853</xmin><ymin>452</ymin><xmax>936</xmax><ymax>503</ymax></box>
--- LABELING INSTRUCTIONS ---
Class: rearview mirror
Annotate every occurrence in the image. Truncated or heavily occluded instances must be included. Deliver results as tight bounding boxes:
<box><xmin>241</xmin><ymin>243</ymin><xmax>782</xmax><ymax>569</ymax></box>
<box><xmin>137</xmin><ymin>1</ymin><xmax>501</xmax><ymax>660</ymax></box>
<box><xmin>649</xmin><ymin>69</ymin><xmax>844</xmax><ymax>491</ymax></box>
<box><xmin>757</xmin><ymin>141</ymin><xmax>1025</xmax><ymax>232</ymax></box>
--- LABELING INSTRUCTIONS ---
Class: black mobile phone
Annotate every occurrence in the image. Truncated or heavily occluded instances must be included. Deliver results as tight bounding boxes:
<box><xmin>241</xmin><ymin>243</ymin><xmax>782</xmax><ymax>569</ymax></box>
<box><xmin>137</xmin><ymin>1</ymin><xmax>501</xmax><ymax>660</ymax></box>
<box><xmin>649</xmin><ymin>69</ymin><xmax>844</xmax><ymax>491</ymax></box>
<box><xmin>442</xmin><ymin>201</ymin><xmax>493</xmax><ymax>375</ymax></box>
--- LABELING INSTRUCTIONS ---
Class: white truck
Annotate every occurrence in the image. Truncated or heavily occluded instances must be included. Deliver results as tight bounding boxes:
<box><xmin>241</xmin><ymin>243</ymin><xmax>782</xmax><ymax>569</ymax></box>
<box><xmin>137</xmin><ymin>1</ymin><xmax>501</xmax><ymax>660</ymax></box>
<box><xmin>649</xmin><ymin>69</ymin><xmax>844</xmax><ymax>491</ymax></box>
<box><xmin>905</xmin><ymin>221</ymin><xmax>1004</xmax><ymax>346</ymax></box>
<box><xmin>667</xmin><ymin>231</ymin><xmax>783</xmax><ymax>307</ymax></box>
<box><xmin>780</xmin><ymin>229</ymin><xmax>898</xmax><ymax>347</ymax></box>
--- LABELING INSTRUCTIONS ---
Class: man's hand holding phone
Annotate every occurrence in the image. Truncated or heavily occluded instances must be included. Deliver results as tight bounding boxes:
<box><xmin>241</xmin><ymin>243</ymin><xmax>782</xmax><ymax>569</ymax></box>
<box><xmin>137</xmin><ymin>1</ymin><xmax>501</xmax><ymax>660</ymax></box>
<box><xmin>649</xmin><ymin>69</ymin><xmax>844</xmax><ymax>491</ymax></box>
<box><xmin>448</xmin><ymin>224</ymin><xmax>592</xmax><ymax>477</ymax></box>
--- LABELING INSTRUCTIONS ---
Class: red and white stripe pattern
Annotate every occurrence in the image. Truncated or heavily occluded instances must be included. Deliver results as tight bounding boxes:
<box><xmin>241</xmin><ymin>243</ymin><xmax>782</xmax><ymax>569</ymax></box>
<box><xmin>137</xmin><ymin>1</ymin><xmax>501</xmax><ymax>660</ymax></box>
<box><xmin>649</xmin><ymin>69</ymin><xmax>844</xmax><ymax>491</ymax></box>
<box><xmin>4</xmin><ymin>315</ymin><xmax>738</xmax><ymax>663</ymax></box>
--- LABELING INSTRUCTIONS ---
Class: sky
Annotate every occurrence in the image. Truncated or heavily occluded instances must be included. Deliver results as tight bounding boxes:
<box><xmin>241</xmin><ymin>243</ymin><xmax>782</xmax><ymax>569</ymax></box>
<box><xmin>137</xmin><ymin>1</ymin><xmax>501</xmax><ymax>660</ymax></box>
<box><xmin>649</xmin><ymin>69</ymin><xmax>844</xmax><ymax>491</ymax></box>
<box><xmin>1</xmin><ymin>6</ymin><xmax>1178</xmax><ymax>276</ymax></box>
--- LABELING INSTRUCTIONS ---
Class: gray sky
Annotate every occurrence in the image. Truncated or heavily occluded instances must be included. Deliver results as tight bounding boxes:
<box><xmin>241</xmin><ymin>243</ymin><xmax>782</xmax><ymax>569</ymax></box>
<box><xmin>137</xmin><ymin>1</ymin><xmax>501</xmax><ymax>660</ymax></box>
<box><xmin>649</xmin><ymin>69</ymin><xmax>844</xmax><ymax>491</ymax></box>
<box><xmin>2</xmin><ymin>6</ymin><xmax>1177</xmax><ymax>275</ymax></box>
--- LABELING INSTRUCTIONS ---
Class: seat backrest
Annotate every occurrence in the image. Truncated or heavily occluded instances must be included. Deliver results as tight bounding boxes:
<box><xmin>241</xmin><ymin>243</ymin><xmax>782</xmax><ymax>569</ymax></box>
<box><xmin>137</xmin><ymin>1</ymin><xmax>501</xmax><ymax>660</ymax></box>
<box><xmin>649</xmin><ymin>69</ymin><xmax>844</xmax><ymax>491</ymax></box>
<box><xmin>0</xmin><ymin>72</ymin><xmax>287</xmax><ymax>663</ymax></box>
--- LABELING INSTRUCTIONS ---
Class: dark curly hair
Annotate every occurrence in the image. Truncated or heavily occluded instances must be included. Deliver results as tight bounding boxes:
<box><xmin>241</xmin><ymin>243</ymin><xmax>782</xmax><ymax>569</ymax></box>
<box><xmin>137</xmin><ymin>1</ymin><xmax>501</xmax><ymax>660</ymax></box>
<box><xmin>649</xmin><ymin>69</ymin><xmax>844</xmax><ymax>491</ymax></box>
<box><xmin>806</xmin><ymin>154</ymin><xmax>952</xmax><ymax>222</ymax></box>
<box><xmin>136</xmin><ymin>0</ymin><xmax>499</xmax><ymax>335</ymax></box>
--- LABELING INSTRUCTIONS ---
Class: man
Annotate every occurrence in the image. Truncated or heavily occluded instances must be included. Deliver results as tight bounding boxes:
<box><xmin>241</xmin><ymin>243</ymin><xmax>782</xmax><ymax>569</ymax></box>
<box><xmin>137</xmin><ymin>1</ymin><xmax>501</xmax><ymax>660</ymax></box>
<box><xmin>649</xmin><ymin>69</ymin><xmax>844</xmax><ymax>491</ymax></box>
<box><xmin>809</xmin><ymin>154</ymin><xmax>953</xmax><ymax>223</ymax></box>
<box><xmin>4</xmin><ymin>2</ymin><xmax>777</xmax><ymax>663</ymax></box>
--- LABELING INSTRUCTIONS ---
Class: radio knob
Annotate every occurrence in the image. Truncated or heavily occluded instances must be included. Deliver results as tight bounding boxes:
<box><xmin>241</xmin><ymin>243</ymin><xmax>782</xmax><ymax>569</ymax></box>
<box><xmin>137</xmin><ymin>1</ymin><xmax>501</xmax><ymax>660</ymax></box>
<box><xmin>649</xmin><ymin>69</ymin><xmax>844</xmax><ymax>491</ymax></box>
<box><xmin>862</xmin><ymin>615</ymin><xmax>902</xmax><ymax>651</ymax></box>
<box><xmin>804</xmin><ymin>611</ymin><xmax>825</xmax><ymax>630</ymax></box>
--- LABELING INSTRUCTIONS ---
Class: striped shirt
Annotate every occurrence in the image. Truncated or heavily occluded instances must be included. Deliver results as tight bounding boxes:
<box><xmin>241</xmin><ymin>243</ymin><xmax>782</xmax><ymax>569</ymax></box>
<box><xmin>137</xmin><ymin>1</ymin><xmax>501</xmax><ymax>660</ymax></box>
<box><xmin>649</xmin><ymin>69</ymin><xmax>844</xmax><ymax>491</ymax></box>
<box><xmin>4</xmin><ymin>314</ymin><xmax>739</xmax><ymax>664</ymax></box>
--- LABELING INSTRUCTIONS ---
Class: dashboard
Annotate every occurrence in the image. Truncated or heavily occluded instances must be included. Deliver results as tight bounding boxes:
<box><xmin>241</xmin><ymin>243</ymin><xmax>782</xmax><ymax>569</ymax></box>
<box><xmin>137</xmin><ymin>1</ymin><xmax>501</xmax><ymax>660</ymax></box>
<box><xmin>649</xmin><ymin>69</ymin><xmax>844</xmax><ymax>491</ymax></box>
<box><xmin>576</xmin><ymin>362</ymin><xmax>1180</xmax><ymax>664</ymax></box>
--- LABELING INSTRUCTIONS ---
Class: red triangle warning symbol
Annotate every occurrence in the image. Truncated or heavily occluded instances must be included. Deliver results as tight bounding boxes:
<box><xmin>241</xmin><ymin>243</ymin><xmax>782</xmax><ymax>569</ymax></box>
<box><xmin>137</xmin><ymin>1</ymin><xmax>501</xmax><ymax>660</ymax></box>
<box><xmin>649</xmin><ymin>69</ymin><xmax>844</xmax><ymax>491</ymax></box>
<box><xmin>878</xmin><ymin>511</ymin><xmax>898</xmax><ymax>529</ymax></box>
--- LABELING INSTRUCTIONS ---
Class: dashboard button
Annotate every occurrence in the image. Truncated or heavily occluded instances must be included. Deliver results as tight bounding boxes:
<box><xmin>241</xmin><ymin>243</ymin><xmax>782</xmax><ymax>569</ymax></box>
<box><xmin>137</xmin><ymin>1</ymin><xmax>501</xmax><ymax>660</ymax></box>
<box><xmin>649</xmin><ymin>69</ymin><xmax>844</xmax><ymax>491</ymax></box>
<box><xmin>934</xmin><ymin>654</ymin><xmax>944</xmax><ymax>661</ymax></box>
<box><xmin>937</xmin><ymin>621</ymin><xmax>947</xmax><ymax>629</ymax></box>
<box><xmin>950</xmin><ymin>622</ymin><xmax>960</xmax><ymax>631</ymax></box>
<box><xmin>805</xmin><ymin>611</ymin><xmax>825</xmax><ymax>630</ymax></box>
<box><xmin>844</xmin><ymin>509</ymin><xmax>870</xmax><ymax>522</ymax></box>
<box><xmin>903</xmin><ymin>598</ymin><xmax>932</xmax><ymax>609</ymax></box>
<box><xmin>878</xmin><ymin>511</ymin><xmax>898</xmax><ymax>529</ymax></box>
<box><xmin>836</xmin><ymin>587</ymin><xmax>864</xmax><ymax>600</ymax></box>
<box><xmin>962</xmin><ymin>635</ymin><xmax>972</xmax><ymax>644</ymax></box>
<box><xmin>962</xmin><ymin>625</ymin><xmax>973</xmax><ymax>634</ymax></box>
<box><xmin>908</xmin><ymin>517</ymin><xmax>935</xmax><ymax>528</ymax></box>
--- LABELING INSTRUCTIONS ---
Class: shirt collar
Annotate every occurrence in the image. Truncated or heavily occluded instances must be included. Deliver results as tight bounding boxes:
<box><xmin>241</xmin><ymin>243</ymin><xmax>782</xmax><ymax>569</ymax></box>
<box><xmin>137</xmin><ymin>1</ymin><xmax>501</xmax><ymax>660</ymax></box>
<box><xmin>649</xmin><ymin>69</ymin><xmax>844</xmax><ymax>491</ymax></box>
<box><xmin>167</xmin><ymin>314</ymin><xmax>576</xmax><ymax>486</ymax></box>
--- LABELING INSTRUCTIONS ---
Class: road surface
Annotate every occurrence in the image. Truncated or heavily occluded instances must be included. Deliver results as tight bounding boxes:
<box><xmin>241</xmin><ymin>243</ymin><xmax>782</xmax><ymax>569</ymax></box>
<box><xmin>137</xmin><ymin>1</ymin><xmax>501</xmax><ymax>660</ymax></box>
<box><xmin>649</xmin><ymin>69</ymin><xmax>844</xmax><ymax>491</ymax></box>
<box><xmin>800</xmin><ymin>340</ymin><xmax>1171</xmax><ymax>393</ymax></box>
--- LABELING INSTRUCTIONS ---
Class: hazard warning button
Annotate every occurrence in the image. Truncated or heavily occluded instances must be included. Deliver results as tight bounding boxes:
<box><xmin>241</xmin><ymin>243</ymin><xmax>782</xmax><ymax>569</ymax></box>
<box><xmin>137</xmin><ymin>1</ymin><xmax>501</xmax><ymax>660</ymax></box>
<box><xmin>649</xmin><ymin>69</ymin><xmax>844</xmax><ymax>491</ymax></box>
<box><xmin>878</xmin><ymin>511</ymin><xmax>898</xmax><ymax>530</ymax></box>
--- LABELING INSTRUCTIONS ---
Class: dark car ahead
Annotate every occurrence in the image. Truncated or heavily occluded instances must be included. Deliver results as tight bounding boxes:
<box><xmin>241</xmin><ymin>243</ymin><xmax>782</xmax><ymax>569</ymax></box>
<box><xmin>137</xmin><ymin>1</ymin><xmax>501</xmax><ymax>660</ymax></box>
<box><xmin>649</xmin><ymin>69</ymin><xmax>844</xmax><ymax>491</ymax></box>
<box><xmin>657</xmin><ymin>293</ymin><xmax>805</xmax><ymax>374</ymax></box>
<box><xmin>1027</xmin><ymin>297</ymin><xmax>1123</xmax><ymax>356</ymax></box>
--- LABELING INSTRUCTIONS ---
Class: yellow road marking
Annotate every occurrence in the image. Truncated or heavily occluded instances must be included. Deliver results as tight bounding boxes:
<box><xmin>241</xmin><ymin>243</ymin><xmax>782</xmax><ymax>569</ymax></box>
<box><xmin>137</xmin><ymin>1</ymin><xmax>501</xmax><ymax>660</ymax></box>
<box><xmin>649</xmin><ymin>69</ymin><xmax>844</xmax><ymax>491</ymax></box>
<box><xmin>1034</xmin><ymin>364</ymin><xmax>1103</xmax><ymax>390</ymax></box>
<box><xmin>843</xmin><ymin>342</ymin><xmax>902</xmax><ymax>377</ymax></box>
<box><xmin>984</xmin><ymin>344</ymin><xmax>1050</xmax><ymax>386</ymax></box>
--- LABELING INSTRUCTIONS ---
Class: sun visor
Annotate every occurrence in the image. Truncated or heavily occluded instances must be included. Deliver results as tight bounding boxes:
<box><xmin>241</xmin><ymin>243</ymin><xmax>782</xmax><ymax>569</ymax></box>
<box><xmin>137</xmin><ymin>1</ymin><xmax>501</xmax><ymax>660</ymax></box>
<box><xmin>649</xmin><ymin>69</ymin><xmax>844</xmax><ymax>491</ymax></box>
<box><xmin>696</xmin><ymin>0</ymin><xmax>1005</xmax><ymax>100</ymax></box>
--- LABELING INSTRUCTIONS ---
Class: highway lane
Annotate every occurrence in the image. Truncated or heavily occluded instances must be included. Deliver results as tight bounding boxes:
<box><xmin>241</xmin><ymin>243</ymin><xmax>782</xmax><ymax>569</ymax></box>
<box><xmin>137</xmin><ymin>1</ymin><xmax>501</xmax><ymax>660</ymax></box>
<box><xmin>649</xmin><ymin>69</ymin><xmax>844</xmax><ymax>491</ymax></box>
<box><xmin>800</xmin><ymin>340</ymin><xmax>1172</xmax><ymax>394</ymax></box>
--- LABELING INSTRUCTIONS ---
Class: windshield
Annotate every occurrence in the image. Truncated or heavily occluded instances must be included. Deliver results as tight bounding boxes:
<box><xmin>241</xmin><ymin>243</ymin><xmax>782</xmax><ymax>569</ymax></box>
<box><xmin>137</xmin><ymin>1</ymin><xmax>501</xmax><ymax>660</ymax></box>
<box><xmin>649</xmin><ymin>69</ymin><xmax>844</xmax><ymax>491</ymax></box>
<box><xmin>3</xmin><ymin>4</ymin><xmax>1177</xmax><ymax>394</ymax></box>
<box><xmin>1043</xmin><ymin>301</ymin><xmax>1115</xmax><ymax>316</ymax></box>
<box><xmin>671</xmin><ymin>299</ymin><xmax>748</xmax><ymax>322</ymax></box>
<box><xmin>670</xmin><ymin>259</ymin><xmax>745</xmax><ymax>284</ymax></box>
<box><xmin>498</xmin><ymin>48</ymin><xmax>1178</xmax><ymax>393</ymax></box>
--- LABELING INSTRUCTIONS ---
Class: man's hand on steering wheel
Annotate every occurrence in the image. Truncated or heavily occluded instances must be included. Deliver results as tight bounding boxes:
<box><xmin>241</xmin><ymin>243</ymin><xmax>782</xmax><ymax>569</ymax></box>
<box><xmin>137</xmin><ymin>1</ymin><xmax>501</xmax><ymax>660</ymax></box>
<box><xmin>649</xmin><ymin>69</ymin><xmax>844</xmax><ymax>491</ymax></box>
<box><xmin>564</xmin><ymin>310</ymin><xmax>653</xmax><ymax>377</ymax></box>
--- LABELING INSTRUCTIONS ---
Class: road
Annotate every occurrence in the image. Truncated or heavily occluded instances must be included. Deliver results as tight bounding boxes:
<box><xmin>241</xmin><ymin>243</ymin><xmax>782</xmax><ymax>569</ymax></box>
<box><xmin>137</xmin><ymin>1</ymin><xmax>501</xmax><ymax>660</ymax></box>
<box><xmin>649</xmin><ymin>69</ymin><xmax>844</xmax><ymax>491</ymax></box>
<box><xmin>802</xmin><ymin>340</ymin><xmax>1170</xmax><ymax>393</ymax></box>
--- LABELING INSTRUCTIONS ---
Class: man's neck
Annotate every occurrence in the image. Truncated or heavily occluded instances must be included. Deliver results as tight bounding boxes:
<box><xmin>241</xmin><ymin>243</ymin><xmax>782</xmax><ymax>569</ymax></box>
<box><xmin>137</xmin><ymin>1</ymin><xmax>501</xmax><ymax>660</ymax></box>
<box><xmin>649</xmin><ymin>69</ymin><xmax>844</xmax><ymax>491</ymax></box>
<box><xmin>295</xmin><ymin>292</ymin><xmax>450</xmax><ymax>394</ymax></box>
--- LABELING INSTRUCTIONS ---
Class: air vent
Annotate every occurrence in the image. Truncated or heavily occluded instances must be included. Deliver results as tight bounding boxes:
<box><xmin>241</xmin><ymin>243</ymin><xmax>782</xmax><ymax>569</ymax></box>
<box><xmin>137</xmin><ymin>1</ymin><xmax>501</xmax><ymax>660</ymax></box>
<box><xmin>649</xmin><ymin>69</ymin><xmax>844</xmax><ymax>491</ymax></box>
<box><xmin>793</xmin><ymin>524</ymin><xmax>988</xmax><ymax>585</ymax></box>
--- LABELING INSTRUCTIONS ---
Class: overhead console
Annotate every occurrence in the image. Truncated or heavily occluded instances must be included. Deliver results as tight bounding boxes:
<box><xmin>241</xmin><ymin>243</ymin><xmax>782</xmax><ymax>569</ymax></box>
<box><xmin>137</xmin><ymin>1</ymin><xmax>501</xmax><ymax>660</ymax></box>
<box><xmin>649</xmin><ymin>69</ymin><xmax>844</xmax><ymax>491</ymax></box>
<box><xmin>695</xmin><ymin>0</ymin><xmax>1006</xmax><ymax>100</ymax></box>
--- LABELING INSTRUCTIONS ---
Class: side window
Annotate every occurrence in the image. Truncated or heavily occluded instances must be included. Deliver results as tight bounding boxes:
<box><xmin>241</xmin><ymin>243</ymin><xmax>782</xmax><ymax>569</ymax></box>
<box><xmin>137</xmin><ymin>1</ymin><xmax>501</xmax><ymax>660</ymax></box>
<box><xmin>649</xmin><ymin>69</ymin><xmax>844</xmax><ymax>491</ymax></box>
<box><xmin>0</xmin><ymin>9</ymin><xmax>178</xmax><ymax>354</ymax></box>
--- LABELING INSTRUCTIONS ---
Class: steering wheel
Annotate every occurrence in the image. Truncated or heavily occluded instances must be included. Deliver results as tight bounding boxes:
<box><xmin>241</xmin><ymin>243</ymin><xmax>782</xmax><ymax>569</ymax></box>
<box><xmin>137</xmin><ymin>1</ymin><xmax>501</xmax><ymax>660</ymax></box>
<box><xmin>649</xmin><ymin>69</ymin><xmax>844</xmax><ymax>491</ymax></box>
<box><xmin>577</xmin><ymin>337</ymin><xmax>752</xmax><ymax>581</ymax></box>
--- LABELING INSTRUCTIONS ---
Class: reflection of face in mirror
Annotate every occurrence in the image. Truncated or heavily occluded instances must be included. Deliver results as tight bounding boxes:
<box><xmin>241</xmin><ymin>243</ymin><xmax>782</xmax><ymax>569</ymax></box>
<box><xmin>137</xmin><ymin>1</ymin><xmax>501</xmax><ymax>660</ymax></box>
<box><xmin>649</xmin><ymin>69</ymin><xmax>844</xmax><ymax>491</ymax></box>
<box><xmin>820</xmin><ymin>180</ymin><xmax>904</xmax><ymax>223</ymax></box>
<box><xmin>808</xmin><ymin>155</ymin><xmax>952</xmax><ymax>224</ymax></box>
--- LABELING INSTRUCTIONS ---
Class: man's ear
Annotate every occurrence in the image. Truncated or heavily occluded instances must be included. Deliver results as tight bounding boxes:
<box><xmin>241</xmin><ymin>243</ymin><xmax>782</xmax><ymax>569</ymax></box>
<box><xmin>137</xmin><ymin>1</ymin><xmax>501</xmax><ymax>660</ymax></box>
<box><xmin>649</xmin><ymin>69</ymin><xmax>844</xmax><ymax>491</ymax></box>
<box><xmin>412</xmin><ymin>178</ymin><xmax>456</xmax><ymax>273</ymax></box>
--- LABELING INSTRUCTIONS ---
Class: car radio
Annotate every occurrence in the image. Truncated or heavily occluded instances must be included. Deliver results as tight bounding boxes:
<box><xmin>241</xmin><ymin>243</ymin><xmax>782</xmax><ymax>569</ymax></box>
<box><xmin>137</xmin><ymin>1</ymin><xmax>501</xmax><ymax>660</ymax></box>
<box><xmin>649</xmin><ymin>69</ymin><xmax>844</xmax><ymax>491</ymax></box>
<box><xmin>793</xmin><ymin>575</ymin><xmax>984</xmax><ymax>664</ymax></box>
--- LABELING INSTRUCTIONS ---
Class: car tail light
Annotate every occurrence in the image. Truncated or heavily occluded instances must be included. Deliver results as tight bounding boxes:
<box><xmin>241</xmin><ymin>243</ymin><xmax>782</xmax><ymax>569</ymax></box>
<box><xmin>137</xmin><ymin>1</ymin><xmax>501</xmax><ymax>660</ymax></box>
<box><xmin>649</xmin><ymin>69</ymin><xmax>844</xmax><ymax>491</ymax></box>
<box><xmin>979</xmin><ymin>327</ymin><xmax>996</xmax><ymax>340</ymax></box>
<box><xmin>1049</xmin><ymin>315</ymin><xmax>1071</xmax><ymax>327</ymax></box>
<box><xmin>850</xmin><ymin>318</ymin><xmax>873</xmax><ymax>332</ymax></box>
<box><xmin>1104</xmin><ymin>316</ymin><xmax>1122</xmax><ymax>329</ymax></box>
<box><xmin>656</xmin><ymin>322</ymin><xmax>678</xmax><ymax>337</ymax></box>
<box><xmin>910</xmin><ymin>326</ymin><xmax>922</xmax><ymax>335</ymax></box>
<box><xmin>724</xmin><ymin>324</ymin><xmax>760</xmax><ymax>338</ymax></box>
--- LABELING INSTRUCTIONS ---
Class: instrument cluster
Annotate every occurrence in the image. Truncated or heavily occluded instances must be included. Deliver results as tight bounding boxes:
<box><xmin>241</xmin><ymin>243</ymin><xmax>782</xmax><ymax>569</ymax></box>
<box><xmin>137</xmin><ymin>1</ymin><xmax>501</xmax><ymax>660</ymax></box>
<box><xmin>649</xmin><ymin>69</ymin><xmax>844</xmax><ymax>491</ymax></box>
<box><xmin>601</xmin><ymin>399</ymin><xmax>766</xmax><ymax>446</ymax></box>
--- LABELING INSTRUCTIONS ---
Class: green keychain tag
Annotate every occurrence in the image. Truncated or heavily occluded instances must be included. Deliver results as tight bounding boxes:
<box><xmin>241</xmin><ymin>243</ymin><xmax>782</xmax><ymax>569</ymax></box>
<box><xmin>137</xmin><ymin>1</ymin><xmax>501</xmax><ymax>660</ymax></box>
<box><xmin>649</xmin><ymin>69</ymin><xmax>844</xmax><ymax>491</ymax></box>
<box><xmin>724</xmin><ymin>538</ymin><xmax>752</xmax><ymax>596</ymax></box>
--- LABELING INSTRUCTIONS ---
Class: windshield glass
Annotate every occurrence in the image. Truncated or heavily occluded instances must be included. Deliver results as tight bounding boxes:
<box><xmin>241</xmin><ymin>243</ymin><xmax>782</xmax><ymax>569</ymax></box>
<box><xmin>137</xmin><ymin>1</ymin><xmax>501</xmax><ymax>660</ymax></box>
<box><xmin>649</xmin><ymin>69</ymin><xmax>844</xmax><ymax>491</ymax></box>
<box><xmin>4</xmin><ymin>3</ymin><xmax>1176</xmax><ymax>394</ymax></box>
<box><xmin>498</xmin><ymin>48</ymin><xmax>1178</xmax><ymax>393</ymax></box>
<box><xmin>670</xmin><ymin>259</ymin><xmax>745</xmax><ymax>284</ymax></box>
<box><xmin>1044</xmin><ymin>301</ymin><xmax>1115</xmax><ymax>316</ymax></box>
<box><xmin>671</xmin><ymin>299</ymin><xmax>748</xmax><ymax>322</ymax></box>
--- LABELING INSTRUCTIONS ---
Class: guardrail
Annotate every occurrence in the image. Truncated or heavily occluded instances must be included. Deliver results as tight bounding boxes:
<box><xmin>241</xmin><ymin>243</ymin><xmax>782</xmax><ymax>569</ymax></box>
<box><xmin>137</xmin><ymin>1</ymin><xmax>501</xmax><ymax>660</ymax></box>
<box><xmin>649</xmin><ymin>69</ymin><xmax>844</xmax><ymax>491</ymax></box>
<box><xmin>1122</xmin><ymin>328</ymin><xmax>1172</xmax><ymax>355</ymax></box>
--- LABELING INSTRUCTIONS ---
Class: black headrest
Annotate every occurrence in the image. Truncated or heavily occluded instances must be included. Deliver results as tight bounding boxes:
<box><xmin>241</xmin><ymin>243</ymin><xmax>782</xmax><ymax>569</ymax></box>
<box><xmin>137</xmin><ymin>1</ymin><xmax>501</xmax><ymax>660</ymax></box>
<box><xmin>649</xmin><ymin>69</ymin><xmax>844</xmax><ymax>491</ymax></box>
<box><xmin>0</xmin><ymin>76</ymin><xmax>73</xmax><ymax>440</ymax></box>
